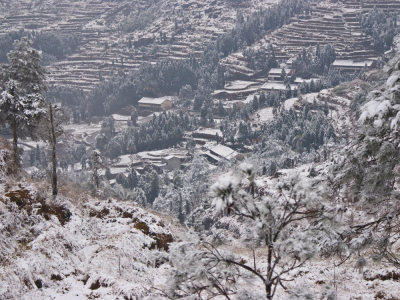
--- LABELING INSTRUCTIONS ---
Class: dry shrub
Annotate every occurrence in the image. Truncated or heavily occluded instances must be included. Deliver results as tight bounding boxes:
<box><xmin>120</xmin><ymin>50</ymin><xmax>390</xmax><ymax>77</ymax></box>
<box><xmin>4</xmin><ymin>187</ymin><xmax>71</xmax><ymax>225</ymax></box>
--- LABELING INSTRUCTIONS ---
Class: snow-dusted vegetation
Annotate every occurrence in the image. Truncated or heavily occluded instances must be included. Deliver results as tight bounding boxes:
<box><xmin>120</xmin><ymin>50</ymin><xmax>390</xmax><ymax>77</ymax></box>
<box><xmin>0</xmin><ymin>142</ymin><xmax>176</xmax><ymax>299</ymax></box>
<box><xmin>1</xmin><ymin>0</ymin><xmax>400</xmax><ymax>299</ymax></box>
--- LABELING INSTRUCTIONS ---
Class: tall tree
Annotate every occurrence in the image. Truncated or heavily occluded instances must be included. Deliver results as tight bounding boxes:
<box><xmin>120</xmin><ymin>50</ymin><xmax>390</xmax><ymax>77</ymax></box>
<box><xmin>37</xmin><ymin>104</ymin><xmax>66</xmax><ymax>195</ymax></box>
<box><xmin>91</xmin><ymin>150</ymin><xmax>103</xmax><ymax>190</ymax></box>
<box><xmin>0</xmin><ymin>38</ymin><xmax>46</xmax><ymax>169</ymax></box>
<box><xmin>0</xmin><ymin>80</ymin><xmax>45</xmax><ymax>168</ymax></box>
<box><xmin>49</xmin><ymin>104</ymin><xmax>58</xmax><ymax>195</ymax></box>
<box><xmin>335</xmin><ymin>49</ymin><xmax>400</xmax><ymax>266</ymax></box>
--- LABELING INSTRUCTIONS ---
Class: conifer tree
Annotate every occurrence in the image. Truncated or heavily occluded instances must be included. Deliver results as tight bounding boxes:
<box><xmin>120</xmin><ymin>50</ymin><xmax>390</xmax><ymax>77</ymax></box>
<box><xmin>91</xmin><ymin>150</ymin><xmax>103</xmax><ymax>189</ymax></box>
<box><xmin>335</xmin><ymin>48</ymin><xmax>400</xmax><ymax>266</ymax></box>
<box><xmin>0</xmin><ymin>38</ymin><xmax>46</xmax><ymax>169</ymax></box>
<box><xmin>167</xmin><ymin>165</ymin><xmax>338</xmax><ymax>299</ymax></box>
<box><xmin>0</xmin><ymin>80</ymin><xmax>45</xmax><ymax>169</ymax></box>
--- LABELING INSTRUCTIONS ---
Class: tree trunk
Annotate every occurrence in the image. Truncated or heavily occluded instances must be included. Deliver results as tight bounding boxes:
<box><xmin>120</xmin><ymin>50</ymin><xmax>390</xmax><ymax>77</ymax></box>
<box><xmin>49</xmin><ymin>104</ymin><xmax>58</xmax><ymax>196</ymax></box>
<box><xmin>12</xmin><ymin>120</ymin><xmax>19</xmax><ymax>170</ymax></box>
<box><xmin>266</xmin><ymin>244</ymin><xmax>273</xmax><ymax>299</ymax></box>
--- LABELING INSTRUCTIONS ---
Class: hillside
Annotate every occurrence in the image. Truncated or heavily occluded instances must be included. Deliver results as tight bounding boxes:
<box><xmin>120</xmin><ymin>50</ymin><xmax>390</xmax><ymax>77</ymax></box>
<box><xmin>0</xmin><ymin>0</ymin><xmax>279</xmax><ymax>92</ymax></box>
<box><xmin>1</xmin><ymin>0</ymin><xmax>400</xmax><ymax>299</ymax></box>
<box><xmin>2</xmin><ymin>0</ymin><xmax>399</xmax><ymax>92</ymax></box>
<box><xmin>0</xmin><ymin>139</ymin><xmax>180</xmax><ymax>299</ymax></box>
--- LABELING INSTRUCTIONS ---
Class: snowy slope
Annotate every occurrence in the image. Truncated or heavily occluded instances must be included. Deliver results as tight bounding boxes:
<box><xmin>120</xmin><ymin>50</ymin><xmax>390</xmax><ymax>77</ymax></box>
<box><xmin>0</xmin><ymin>143</ymin><xmax>177</xmax><ymax>299</ymax></box>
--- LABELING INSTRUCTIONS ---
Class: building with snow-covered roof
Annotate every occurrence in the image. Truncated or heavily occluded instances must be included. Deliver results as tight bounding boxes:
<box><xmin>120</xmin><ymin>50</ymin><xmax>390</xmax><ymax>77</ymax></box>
<box><xmin>331</xmin><ymin>59</ymin><xmax>375</xmax><ymax>73</ymax></box>
<box><xmin>138</xmin><ymin>96</ymin><xmax>175</xmax><ymax>113</ymax></box>
<box><xmin>268</xmin><ymin>68</ymin><xmax>294</xmax><ymax>81</ymax></box>
<box><xmin>294</xmin><ymin>78</ymin><xmax>321</xmax><ymax>85</ymax></box>
<box><xmin>202</xmin><ymin>144</ymin><xmax>238</xmax><ymax>164</ymax></box>
<box><xmin>191</xmin><ymin>128</ymin><xmax>222</xmax><ymax>142</ymax></box>
<box><xmin>209</xmin><ymin>144</ymin><xmax>237</xmax><ymax>160</ymax></box>
<box><xmin>286</xmin><ymin>57</ymin><xmax>295</xmax><ymax>68</ymax></box>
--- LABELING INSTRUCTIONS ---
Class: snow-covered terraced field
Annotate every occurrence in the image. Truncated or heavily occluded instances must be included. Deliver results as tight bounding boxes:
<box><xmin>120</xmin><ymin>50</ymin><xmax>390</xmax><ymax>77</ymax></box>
<box><xmin>0</xmin><ymin>0</ymin><xmax>279</xmax><ymax>92</ymax></box>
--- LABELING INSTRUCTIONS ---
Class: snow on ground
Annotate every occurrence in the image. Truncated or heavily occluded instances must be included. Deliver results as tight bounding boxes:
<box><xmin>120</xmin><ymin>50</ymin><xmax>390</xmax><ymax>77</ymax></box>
<box><xmin>283</xmin><ymin>96</ymin><xmax>298</xmax><ymax>110</ymax></box>
<box><xmin>64</xmin><ymin>123</ymin><xmax>101</xmax><ymax>145</ymax></box>
<box><xmin>201</xmin><ymin>161</ymin><xmax>400</xmax><ymax>299</ymax></box>
<box><xmin>300</xmin><ymin>92</ymin><xmax>320</xmax><ymax>104</ymax></box>
<box><xmin>111</xmin><ymin>114</ymin><xmax>131</xmax><ymax>122</ymax></box>
<box><xmin>255</xmin><ymin>107</ymin><xmax>275</xmax><ymax>123</ymax></box>
<box><xmin>251</xmin><ymin>96</ymin><xmax>300</xmax><ymax>125</ymax></box>
<box><xmin>114</xmin><ymin>154</ymin><xmax>134</xmax><ymax>167</ymax></box>
<box><xmin>251</xmin><ymin>81</ymin><xmax>357</xmax><ymax>133</ymax></box>
<box><xmin>0</xmin><ymin>169</ymin><xmax>176</xmax><ymax>299</ymax></box>
<box><xmin>64</xmin><ymin>123</ymin><xmax>101</xmax><ymax>136</ymax></box>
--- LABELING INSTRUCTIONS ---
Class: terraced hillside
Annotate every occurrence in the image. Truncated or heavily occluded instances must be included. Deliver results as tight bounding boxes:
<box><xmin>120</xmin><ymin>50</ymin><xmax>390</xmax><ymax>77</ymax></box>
<box><xmin>221</xmin><ymin>0</ymin><xmax>400</xmax><ymax>78</ymax></box>
<box><xmin>0</xmin><ymin>0</ymin><xmax>278</xmax><ymax>92</ymax></box>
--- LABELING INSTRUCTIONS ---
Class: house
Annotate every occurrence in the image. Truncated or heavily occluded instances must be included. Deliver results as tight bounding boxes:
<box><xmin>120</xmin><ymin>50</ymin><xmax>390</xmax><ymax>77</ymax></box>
<box><xmin>191</xmin><ymin>128</ymin><xmax>222</xmax><ymax>143</ymax></box>
<box><xmin>203</xmin><ymin>144</ymin><xmax>238</xmax><ymax>164</ymax></box>
<box><xmin>267</xmin><ymin>68</ymin><xmax>294</xmax><ymax>81</ymax></box>
<box><xmin>131</xmin><ymin>149</ymin><xmax>189</xmax><ymax>172</ymax></box>
<box><xmin>331</xmin><ymin>59</ymin><xmax>375</xmax><ymax>73</ymax></box>
<box><xmin>210</xmin><ymin>144</ymin><xmax>237</xmax><ymax>160</ymax></box>
<box><xmin>294</xmin><ymin>77</ymin><xmax>320</xmax><ymax>85</ymax></box>
<box><xmin>138</xmin><ymin>96</ymin><xmax>175</xmax><ymax>113</ymax></box>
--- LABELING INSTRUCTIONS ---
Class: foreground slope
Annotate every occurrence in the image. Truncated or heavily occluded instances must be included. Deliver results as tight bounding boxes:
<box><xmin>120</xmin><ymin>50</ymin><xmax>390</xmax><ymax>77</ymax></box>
<box><xmin>0</xmin><ymin>139</ymin><xmax>177</xmax><ymax>299</ymax></box>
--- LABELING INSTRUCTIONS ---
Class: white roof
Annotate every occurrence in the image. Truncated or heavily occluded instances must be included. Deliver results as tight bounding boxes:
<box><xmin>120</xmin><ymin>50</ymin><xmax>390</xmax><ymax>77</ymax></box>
<box><xmin>138</xmin><ymin>96</ymin><xmax>174</xmax><ymax>105</ymax></box>
<box><xmin>269</xmin><ymin>68</ymin><xmax>285</xmax><ymax>75</ymax></box>
<box><xmin>194</xmin><ymin>128</ymin><xmax>222</xmax><ymax>136</ymax></box>
<box><xmin>112</xmin><ymin>114</ymin><xmax>131</xmax><ymax>121</ymax></box>
<box><xmin>286</xmin><ymin>57</ymin><xmax>295</xmax><ymax>64</ymax></box>
<box><xmin>294</xmin><ymin>78</ymin><xmax>320</xmax><ymax>84</ymax></box>
<box><xmin>209</xmin><ymin>144</ymin><xmax>237</xmax><ymax>160</ymax></box>
<box><xmin>268</xmin><ymin>68</ymin><xmax>293</xmax><ymax>75</ymax></box>
<box><xmin>332</xmin><ymin>59</ymin><xmax>374</xmax><ymax>68</ymax></box>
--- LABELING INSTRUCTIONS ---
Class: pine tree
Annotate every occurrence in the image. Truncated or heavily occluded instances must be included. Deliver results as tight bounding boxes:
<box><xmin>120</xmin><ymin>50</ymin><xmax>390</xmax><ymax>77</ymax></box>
<box><xmin>7</xmin><ymin>38</ymin><xmax>46</xmax><ymax>95</ymax></box>
<box><xmin>0</xmin><ymin>80</ymin><xmax>45</xmax><ymax>169</ymax></box>
<box><xmin>0</xmin><ymin>38</ymin><xmax>46</xmax><ymax>169</ymax></box>
<box><xmin>90</xmin><ymin>150</ymin><xmax>103</xmax><ymax>189</ymax></box>
<box><xmin>167</xmin><ymin>164</ymin><xmax>338</xmax><ymax>299</ymax></box>
<box><xmin>335</xmin><ymin>48</ymin><xmax>400</xmax><ymax>267</ymax></box>
<box><xmin>130</xmin><ymin>107</ymin><xmax>138</xmax><ymax>126</ymax></box>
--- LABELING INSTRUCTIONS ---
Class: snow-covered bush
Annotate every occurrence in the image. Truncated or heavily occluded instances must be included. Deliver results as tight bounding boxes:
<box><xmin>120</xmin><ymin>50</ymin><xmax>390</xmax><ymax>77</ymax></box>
<box><xmin>334</xmin><ymin>35</ymin><xmax>400</xmax><ymax>267</ymax></box>
<box><xmin>167</xmin><ymin>164</ymin><xmax>340</xmax><ymax>299</ymax></box>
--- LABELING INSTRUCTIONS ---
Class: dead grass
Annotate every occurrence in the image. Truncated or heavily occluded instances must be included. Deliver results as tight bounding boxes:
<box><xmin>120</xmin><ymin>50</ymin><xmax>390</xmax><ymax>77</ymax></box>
<box><xmin>4</xmin><ymin>187</ymin><xmax>71</xmax><ymax>226</ymax></box>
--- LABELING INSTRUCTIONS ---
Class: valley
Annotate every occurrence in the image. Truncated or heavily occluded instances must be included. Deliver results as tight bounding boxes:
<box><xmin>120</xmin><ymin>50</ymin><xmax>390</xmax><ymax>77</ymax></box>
<box><xmin>1</xmin><ymin>0</ymin><xmax>400</xmax><ymax>299</ymax></box>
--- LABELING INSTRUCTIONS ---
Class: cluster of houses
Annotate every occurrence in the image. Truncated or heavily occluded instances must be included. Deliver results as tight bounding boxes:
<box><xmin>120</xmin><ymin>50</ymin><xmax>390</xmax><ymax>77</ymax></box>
<box><xmin>218</xmin><ymin>55</ymin><xmax>376</xmax><ymax>100</ymax></box>
<box><xmin>216</xmin><ymin>0</ymin><xmax>397</xmax><ymax>105</ymax></box>
<box><xmin>103</xmin><ymin>133</ymin><xmax>241</xmax><ymax>186</ymax></box>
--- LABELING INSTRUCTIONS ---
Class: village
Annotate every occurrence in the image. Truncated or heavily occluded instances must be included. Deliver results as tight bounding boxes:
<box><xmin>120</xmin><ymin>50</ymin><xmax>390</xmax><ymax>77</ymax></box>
<box><xmin>2</xmin><ymin>0</ymin><xmax>400</xmax><ymax>298</ymax></box>
<box><xmin>4</xmin><ymin>0</ymin><xmax>400</xmax><ymax>187</ymax></box>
